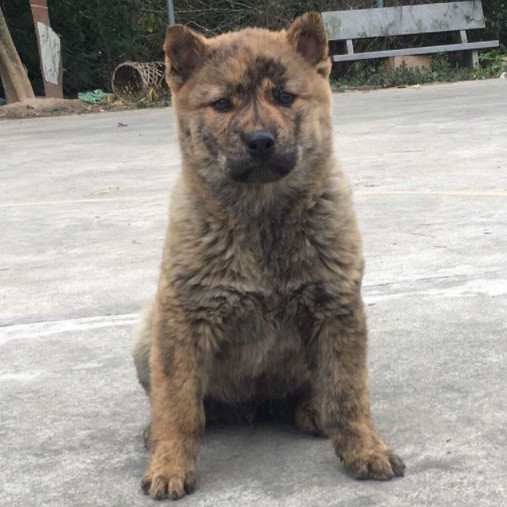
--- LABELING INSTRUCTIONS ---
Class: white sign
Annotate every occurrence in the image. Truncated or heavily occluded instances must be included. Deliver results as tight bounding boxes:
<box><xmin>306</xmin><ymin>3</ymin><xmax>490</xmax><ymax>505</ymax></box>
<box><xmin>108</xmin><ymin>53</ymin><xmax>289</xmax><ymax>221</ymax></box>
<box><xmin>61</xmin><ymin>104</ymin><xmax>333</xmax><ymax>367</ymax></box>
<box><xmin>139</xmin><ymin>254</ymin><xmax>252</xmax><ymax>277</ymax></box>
<box><xmin>36</xmin><ymin>22</ymin><xmax>61</xmax><ymax>85</ymax></box>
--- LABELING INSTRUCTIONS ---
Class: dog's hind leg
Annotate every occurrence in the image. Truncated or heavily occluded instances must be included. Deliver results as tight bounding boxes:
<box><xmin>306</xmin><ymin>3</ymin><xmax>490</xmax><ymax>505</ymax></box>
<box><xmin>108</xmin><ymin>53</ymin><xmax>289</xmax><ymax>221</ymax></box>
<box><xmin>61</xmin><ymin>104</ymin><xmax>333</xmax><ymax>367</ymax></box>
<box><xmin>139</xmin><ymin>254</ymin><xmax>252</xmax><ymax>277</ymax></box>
<box><xmin>295</xmin><ymin>396</ymin><xmax>324</xmax><ymax>437</ymax></box>
<box><xmin>132</xmin><ymin>304</ymin><xmax>154</xmax><ymax>395</ymax></box>
<box><xmin>132</xmin><ymin>304</ymin><xmax>155</xmax><ymax>449</ymax></box>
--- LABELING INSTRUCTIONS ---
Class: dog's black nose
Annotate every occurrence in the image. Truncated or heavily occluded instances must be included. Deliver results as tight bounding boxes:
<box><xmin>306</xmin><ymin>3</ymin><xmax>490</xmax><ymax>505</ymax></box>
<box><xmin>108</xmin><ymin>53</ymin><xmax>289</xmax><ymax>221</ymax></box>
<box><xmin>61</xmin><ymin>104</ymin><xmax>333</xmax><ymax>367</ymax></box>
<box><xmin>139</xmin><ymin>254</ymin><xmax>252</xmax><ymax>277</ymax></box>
<box><xmin>245</xmin><ymin>130</ymin><xmax>276</xmax><ymax>158</ymax></box>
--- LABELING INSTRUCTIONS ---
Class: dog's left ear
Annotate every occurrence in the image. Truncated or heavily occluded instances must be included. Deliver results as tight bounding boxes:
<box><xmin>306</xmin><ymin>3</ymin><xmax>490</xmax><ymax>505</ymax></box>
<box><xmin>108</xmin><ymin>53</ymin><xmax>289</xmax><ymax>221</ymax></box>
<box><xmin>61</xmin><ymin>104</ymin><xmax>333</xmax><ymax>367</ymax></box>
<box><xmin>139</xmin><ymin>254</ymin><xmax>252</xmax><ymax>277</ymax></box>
<box><xmin>287</xmin><ymin>12</ymin><xmax>329</xmax><ymax>72</ymax></box>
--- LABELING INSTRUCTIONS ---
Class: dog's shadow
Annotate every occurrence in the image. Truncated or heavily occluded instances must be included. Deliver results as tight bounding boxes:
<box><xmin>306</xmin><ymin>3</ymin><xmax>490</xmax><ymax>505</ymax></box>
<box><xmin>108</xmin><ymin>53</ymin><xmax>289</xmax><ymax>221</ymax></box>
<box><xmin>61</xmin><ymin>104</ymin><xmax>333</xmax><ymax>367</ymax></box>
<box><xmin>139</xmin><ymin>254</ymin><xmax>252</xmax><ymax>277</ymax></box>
<box><xmin>197</xmin><ymin>418</ymin><xmax>338</xmax><ymax>496</ymax></box>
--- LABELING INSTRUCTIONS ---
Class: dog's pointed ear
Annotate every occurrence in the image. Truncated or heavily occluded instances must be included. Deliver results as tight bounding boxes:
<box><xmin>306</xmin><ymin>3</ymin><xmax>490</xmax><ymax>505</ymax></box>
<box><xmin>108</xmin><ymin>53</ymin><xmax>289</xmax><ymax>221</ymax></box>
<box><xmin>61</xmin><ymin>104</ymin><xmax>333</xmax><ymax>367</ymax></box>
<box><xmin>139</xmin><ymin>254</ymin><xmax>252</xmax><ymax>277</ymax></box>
<box><xmin>164</xmin><ymin>25</ymin><xmax>207</xmax><ymax>89</ymax></box>
<box><xmin>286</xmin><ymin>12</ymin><xmax>329</xmax><ymax>69</ymax></box>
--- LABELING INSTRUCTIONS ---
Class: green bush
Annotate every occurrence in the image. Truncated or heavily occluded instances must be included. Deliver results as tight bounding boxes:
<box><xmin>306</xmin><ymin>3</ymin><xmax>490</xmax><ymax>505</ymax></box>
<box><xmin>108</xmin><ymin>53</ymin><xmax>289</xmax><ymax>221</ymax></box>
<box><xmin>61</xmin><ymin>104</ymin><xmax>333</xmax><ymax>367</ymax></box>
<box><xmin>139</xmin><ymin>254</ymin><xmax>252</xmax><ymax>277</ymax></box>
<box><xmin>334</xmin><ymin>52</ymin><xmax>506</xmax><ymax>90</ymax></box>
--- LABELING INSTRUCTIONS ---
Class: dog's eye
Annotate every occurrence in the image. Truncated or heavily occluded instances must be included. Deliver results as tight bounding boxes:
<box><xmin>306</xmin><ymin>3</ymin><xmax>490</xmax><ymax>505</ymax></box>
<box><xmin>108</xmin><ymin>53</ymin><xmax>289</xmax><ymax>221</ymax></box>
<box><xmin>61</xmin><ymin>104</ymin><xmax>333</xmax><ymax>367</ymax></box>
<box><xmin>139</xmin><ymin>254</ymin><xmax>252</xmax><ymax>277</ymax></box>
<box><xmin>211</xmin><ymin>98</ymin><xmax>233</xmax><ymax>112</ymax></box>
<box><xmin>276</xmin><ymin>91</ymin><xmax>296</xmax><ymax>107</ymax></box>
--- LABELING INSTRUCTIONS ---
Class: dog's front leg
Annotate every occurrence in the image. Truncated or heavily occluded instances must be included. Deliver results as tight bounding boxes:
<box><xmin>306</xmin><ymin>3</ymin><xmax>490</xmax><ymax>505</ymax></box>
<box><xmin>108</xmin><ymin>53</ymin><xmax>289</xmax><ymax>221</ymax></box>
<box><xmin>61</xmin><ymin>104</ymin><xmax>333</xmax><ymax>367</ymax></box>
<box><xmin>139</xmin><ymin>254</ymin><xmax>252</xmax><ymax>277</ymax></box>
<box><xmin>315</xmin><ymin>300</ymin><xmax>405</xmax><ymax>480</ymax></box>
<box><xmin>141</xmin><ymin>304</ymin><xmax>205</xmax><ymax>500</ymax></box>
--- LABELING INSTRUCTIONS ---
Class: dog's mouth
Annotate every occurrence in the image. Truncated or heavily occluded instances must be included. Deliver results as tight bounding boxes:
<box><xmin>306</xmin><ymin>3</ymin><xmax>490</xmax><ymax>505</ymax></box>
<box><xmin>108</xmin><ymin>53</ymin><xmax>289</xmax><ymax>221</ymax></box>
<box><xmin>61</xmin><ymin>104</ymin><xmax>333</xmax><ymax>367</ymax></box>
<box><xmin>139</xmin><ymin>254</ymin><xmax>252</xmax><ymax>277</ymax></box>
<box><xmin>234</xmin><ymin>164</ymin><xmax>295</xmax><ymax>183</ymax></box>
<box><xmin>228</xmin><ymin>150</ymin><xmax>298</xmax><ymax>184</ymax></box>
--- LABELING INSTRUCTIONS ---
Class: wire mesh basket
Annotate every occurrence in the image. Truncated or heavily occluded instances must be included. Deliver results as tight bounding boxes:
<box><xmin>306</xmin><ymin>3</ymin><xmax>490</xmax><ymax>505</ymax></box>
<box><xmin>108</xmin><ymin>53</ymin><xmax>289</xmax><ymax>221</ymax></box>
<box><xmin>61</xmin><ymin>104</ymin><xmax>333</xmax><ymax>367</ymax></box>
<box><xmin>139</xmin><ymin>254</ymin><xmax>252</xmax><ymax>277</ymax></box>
<box><xmin>111</xmin><ymin>61</ymin><xmax>169</xmax><ymax>104</ymax></box>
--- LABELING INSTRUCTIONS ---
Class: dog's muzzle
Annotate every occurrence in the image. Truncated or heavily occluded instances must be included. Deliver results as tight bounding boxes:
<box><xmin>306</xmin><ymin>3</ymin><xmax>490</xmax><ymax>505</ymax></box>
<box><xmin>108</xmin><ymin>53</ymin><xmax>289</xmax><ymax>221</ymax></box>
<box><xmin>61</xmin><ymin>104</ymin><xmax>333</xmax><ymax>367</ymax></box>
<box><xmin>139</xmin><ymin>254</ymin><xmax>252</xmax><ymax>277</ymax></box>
<box><xmin>229</xmin><ymin>131</ymin><xmax>298</xmax><ymax>183</ymax></box>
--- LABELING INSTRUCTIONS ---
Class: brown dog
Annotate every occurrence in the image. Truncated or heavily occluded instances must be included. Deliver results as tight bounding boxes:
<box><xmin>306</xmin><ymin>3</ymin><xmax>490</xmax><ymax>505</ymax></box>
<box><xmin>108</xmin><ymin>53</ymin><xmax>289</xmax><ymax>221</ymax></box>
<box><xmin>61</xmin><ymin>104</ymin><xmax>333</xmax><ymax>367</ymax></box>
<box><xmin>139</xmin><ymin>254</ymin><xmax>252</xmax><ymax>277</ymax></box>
<box><xmin>132</xmin><ymin>12</ymin><xmax>404</xmax><ymax>500</ymax></box>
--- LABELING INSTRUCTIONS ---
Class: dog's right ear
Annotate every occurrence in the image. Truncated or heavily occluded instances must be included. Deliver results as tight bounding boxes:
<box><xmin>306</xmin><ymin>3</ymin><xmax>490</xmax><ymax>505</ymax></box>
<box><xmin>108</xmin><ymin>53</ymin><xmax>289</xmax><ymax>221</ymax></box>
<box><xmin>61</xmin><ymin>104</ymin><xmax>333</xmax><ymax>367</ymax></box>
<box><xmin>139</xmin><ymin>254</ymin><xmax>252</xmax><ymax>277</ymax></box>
<box><xmin>164</xmin><ymin>25</ymin><xmax>207</xmax><ymax>90</ymax></box>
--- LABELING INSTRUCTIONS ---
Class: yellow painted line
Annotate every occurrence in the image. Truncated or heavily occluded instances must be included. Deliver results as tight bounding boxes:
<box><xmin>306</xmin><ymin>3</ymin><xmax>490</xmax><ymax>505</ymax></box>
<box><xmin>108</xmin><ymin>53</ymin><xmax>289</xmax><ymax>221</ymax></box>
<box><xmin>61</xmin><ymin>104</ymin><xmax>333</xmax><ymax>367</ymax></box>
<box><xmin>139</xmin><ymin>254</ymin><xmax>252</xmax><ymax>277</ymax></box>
<box><xmin>0</xmin><ymin>194</ymin><xmax>168</xmax><ymax>209</ymax></box>
<box><xmin>0</xmin><ymin>189</ymin><xmax>505</xmax><ymax>209</ymax></box>
<box><xmin>355</xmin><ymin>189</ymin><xmax>507</xmax><ymax>197</ymax></box>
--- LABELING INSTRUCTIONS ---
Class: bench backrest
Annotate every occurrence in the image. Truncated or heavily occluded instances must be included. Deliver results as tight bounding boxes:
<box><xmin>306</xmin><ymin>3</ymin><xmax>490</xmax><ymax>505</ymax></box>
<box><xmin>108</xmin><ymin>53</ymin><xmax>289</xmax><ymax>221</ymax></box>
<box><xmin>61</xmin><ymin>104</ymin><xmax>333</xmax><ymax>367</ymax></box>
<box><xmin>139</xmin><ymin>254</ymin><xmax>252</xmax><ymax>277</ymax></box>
<box><xmin>322</xmin><ymin>1</ymin><xmax>486</xmax><ymax>41</ymax></box>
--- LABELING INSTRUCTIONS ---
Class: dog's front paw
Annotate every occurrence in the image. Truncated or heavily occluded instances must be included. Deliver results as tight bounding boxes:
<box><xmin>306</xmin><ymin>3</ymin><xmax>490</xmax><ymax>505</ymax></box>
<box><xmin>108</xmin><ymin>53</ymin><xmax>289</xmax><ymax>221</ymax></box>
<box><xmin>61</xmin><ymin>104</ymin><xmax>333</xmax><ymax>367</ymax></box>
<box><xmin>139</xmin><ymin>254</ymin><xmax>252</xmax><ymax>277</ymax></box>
<box><xmin>141</xmin><ymin>461</ymin><xmax>197</xmax><ymax>500</ymax></box>
<box><xmin>341</xmin><ymin>444</ymin><xmax>405</xmax><ymax>480</ymax></box>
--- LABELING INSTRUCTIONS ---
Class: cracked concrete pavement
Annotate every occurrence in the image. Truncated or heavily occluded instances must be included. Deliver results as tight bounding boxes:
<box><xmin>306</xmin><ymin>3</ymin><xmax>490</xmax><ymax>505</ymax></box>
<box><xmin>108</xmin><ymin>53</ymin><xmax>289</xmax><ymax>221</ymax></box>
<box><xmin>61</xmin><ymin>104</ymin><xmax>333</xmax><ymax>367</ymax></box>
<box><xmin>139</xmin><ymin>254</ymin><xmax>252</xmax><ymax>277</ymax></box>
<box><xmin>1</xmin><ymin>79</ymin><xmax>506</xmax><ymax>506</ymax></box>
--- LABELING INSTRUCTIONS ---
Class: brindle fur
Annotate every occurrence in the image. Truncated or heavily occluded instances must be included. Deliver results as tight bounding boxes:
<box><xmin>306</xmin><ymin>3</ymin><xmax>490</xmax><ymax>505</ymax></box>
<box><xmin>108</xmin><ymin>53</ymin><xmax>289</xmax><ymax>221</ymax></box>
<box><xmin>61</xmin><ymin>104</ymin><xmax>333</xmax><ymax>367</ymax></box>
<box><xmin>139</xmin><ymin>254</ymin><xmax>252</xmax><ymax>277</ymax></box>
<box><xmin>132</xmin><ymin>12</ymin><xmax>404</xmax><ymax>500</ymax></box>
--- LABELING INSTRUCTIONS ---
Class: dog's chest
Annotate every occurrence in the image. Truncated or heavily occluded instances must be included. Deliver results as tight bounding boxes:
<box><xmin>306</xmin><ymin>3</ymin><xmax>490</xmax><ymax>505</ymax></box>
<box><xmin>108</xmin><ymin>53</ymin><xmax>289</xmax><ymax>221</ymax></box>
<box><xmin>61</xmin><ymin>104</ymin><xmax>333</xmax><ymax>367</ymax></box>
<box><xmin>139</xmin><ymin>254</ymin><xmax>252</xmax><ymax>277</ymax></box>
<box><xmin>226</xmin><ymin>212</ymin><xmax>330</xmax><ymax>283</ymax></box>
<box><xmin>180</xmin><ymin>212</ymin><xmax>337</xmax><ymax>339</ymax></box>
<box><xmin>174</xmin><ymin>210</ymin><xmax>341</xmax><ymax>399</ymax></box>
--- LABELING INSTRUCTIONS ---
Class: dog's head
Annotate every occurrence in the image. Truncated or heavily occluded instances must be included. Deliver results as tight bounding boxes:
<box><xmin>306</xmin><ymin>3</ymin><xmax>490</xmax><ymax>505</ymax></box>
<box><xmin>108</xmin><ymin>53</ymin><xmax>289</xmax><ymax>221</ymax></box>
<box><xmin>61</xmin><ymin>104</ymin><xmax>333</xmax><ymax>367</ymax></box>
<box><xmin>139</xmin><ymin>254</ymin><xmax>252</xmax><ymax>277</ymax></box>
<box><xmin>164</xmin><ymin>13</ymin><xmax>332</xmax><ymax>197</ymax></box>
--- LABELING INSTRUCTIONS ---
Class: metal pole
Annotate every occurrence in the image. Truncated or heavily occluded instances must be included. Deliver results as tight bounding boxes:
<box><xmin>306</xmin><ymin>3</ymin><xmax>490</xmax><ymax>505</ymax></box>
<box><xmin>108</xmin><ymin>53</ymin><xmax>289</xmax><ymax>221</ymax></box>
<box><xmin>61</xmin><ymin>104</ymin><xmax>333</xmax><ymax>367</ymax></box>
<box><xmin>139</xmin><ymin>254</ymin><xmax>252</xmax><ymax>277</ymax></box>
<box><xmin>167</xmin><ymin>0</ymin><xmax>175</xmax><ymax>25</ymax></box>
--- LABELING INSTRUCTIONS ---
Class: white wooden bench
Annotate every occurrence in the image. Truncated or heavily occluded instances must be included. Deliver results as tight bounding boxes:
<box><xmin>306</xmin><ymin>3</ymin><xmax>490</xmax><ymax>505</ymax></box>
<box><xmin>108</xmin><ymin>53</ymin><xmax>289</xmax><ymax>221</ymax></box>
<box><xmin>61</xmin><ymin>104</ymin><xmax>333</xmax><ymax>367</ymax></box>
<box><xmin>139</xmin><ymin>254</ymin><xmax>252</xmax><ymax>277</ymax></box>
<box><xmin>321</xmin><ymin>1</ymin><xmax>499</xmax><ymax>68</ymax></box>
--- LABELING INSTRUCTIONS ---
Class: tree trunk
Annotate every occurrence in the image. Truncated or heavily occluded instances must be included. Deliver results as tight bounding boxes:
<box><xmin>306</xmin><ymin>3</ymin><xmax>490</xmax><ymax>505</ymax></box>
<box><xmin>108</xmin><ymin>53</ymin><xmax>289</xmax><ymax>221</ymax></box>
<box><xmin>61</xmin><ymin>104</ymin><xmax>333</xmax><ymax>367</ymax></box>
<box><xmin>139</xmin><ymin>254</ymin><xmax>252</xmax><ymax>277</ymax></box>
<box><xmin>0</xmin><ymin>7</ymin><xmax>35</xmax><ymax>103</ymax></box>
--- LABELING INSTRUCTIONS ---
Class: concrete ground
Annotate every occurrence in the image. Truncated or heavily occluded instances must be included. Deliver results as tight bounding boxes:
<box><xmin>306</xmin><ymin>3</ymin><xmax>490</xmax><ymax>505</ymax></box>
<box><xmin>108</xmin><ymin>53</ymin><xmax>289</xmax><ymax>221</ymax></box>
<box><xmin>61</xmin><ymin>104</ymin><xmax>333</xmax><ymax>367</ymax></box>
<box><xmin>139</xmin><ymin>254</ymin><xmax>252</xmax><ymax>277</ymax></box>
<box><xmin>1</xmin><ymin>79</ymin><xmax>506</xmax><ymax>506</ymax></box>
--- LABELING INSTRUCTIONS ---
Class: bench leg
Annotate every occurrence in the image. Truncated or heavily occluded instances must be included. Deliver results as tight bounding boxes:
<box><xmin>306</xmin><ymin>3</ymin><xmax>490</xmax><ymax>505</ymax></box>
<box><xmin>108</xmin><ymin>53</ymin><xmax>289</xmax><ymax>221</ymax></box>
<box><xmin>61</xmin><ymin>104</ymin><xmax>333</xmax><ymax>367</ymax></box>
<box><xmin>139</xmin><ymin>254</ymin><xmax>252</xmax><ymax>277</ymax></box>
<box><xmin>465</xmin><ymin>50</ymin><xmax>479</xmax><ymax>69</ymax></box>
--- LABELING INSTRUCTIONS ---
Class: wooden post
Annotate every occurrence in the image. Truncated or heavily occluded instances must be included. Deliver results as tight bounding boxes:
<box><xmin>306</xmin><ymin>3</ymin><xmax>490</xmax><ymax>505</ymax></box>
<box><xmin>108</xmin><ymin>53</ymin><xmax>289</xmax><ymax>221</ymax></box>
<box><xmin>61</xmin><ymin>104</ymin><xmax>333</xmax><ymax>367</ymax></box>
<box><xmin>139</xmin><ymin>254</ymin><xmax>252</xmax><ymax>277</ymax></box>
<box><xmin>30</xmin><ymin>0</ymin><xmax>63</xmax><ymax>98</ymax></box>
